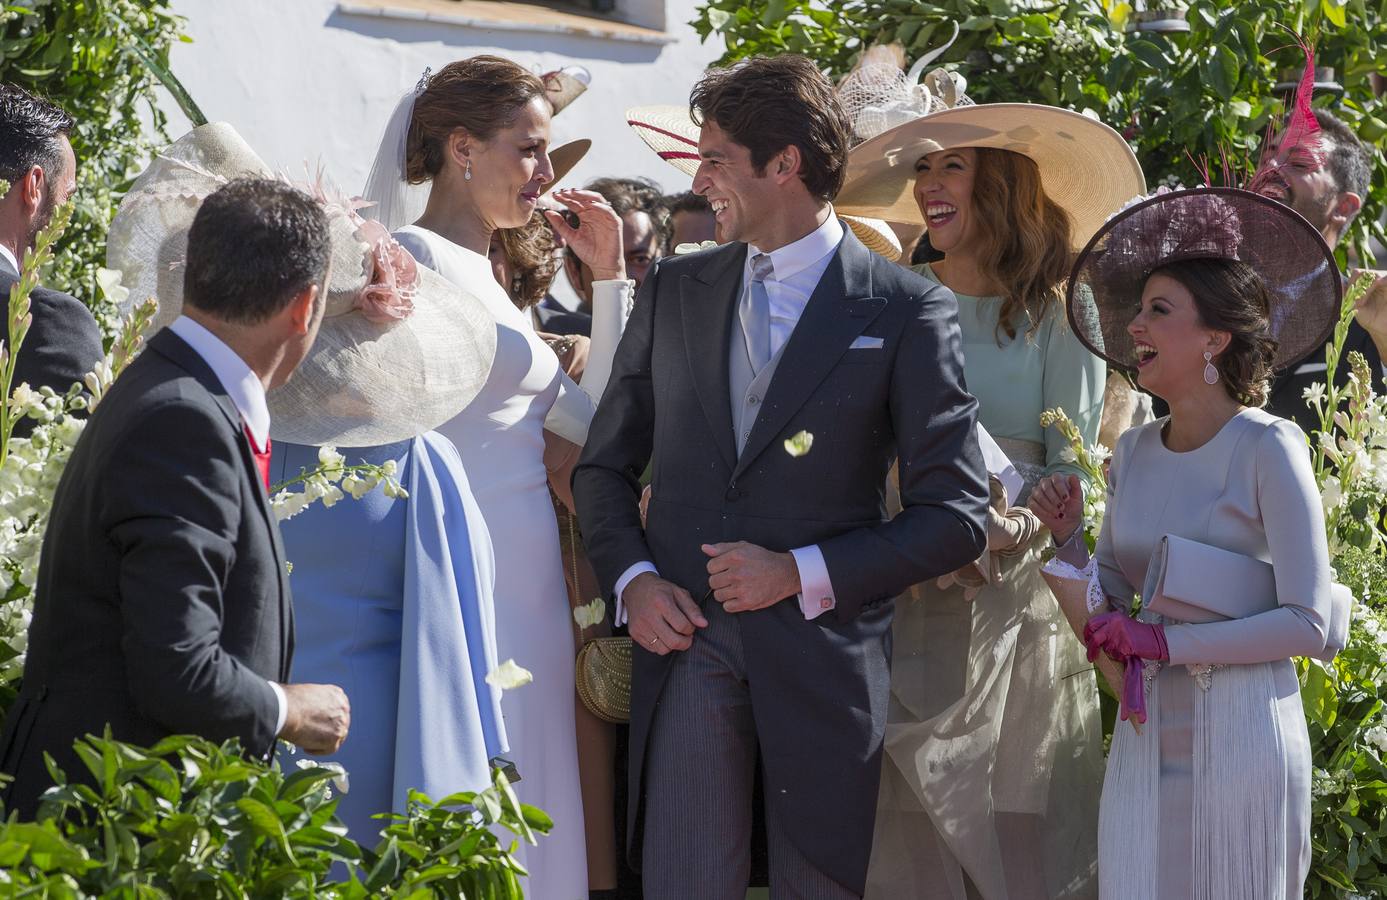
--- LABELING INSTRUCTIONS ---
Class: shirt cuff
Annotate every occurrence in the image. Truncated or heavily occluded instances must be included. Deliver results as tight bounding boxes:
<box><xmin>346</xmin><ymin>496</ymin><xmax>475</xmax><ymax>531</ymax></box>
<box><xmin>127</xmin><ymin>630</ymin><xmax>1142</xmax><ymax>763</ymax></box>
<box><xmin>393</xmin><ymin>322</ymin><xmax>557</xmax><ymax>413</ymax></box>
<box><xmin>614</xmin><ymin>560</ymin><xmax>658</xmax><ymax>626</ymax></box>
<box><xmin>268</xmin><ymin>680</ymin><xmax>288</xmax><ymax>737</ymax></box>
<box><xmin>791</xmin><ymin>545</ymin><xmax>835</xmax><ymax>620</ymax></box>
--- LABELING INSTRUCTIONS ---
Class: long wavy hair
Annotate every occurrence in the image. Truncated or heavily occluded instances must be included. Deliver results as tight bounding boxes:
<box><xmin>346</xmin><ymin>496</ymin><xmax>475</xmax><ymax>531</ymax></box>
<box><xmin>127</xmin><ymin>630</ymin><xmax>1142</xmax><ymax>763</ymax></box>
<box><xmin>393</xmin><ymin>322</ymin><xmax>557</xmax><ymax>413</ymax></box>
<box><xmin>966</xmin><ymin>148</ymin><xmax>1073</xmax><ymax>343</ymax></box>
<box><xmin>496</xmin><ymin>211</ymin><xmax>558</xmax><ymax>309</ymax></box>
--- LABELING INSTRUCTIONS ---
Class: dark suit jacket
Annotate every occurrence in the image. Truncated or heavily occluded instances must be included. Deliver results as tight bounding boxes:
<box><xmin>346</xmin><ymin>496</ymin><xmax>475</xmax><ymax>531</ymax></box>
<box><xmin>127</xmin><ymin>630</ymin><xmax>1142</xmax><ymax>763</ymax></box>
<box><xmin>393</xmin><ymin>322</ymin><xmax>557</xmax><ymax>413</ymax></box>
<box><xmin>0</xmin><ymin>328</ymin><xmax>293</xmax><ymax>818</ymax></box>
<box><xmin>1265</xmin><ymin>321</ymin><xmax>1385</xmax><ymax>432</ymax></box>
<box><xmin>572</xmin><ymin>230</ymin><xmax>989</xmax><ymax>892</ymax></box>
<box><xmin>534</xmin><ymin>295</ymin><xmax>592</xmax><ymax>337</ymax></box>
<box><xmin>0</xmin><ymin>254</ymin><xmax>104</xmax><ymax>414</ymax></box>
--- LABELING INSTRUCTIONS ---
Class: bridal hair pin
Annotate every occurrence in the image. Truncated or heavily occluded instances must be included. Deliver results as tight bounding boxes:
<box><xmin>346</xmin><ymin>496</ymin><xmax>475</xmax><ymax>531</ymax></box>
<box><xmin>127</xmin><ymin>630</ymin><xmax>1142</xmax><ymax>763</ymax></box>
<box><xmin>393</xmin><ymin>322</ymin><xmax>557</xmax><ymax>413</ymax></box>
<box><xmin>414</xmin><ymin>66</ymin><xmax>433</xmax><ymax>95</ymax></box>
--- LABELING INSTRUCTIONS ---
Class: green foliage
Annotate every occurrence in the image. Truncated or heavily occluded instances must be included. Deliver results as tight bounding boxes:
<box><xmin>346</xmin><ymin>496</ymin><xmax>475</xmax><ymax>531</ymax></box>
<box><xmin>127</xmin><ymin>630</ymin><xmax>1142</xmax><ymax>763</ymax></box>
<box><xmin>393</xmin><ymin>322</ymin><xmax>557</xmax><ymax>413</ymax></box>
<box><xmin>694</xmin><ymin>0</ymin><xmax>1387</xmax><ymax>266</ymax></box>
<box><xmin>0</xmin><ymin>731</ymin><xmax>547</xmax><ymax>897</ymax></box>
<box><xmin>0</xmin><ymin>0</ymin><xmax>190</xmax><ymax>337</ymax></box>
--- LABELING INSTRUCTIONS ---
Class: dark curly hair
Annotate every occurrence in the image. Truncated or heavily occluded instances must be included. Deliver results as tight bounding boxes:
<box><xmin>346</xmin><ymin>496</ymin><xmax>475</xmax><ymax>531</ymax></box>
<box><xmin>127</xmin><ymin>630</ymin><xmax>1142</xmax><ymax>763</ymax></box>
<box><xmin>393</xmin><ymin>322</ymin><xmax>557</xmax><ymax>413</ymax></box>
<box><xmin>496</xmin><ymin>211</ymin><xmax>558</xmax><ymax>309</ymax></box>
<box><xmin>1151</xmin><ymin>257</ymin><xmax>1278</xmax><ymax>407</ymax></box>
<box><xmin>0</xmin><ymin>83</ymin><xmax>73</xmax><ymax>188</ymax></box>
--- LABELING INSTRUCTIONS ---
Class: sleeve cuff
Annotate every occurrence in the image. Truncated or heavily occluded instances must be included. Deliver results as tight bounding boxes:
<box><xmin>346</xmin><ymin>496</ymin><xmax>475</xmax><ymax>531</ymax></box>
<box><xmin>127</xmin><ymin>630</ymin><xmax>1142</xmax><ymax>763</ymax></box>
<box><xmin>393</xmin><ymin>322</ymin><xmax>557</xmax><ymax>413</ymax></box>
<box><xmin>1053</xmin><ymin>529</ymin><xmax>1091</xmax><ymax>569</ymax></box>
<box><xmin>791</xmin><ymin>545</ymin><xmax>835</xmax><ymax>620</ymax></box>
<box><xmin>268</xmin><ymin>680</ymin><xmax>288</xmax><ymax>737</ymax></box>
<box><xmin>614</xmin><ymin>560</ymin><xmax>658</xmax><ymax>626</ymax></box>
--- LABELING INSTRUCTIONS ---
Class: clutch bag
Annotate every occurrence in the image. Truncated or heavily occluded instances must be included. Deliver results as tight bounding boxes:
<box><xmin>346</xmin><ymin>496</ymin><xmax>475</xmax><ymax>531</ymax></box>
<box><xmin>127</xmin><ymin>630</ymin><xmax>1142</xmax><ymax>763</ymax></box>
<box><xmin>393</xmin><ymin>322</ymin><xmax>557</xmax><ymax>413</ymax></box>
<box><xmin>1143</xmin><ymin>534</ymin><xmax>1351</xmax><ymax>661</ymax></box>
<box><xmin>575</xmin><ymin>636</ymin><xmax>632</xmax><ymax>724</ymax></box>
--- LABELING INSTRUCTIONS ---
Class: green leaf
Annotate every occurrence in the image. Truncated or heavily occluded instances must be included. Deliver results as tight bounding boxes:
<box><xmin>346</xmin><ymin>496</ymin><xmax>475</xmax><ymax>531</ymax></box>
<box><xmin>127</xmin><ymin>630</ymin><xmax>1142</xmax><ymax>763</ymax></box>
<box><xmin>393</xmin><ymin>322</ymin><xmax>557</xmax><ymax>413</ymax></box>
<box><xmin>706</xmin><ymin>7</ymin><xmax>731</xmax><ymax>31</ymax></box>
<box><xmin>235</xmin><ymin>796</ymin><xmax>296</xmax><ymax>862</ymax></box>
<box><xmin>1323</xmin><ymin>0</ymin><xmax>1349</xmax><ymax>28</ymax></box>
<box><xmin>364</xmin><ymin>836</ymin><xmax>403</xmax><ymax>892</ymax></box>
<box><xmin>960</xmin><ymin>15</ymin><xmax>993</xmax><ymax>30</ymax></box>
<box><xmin>1127</xmin><ymin>39</ymin><xmax>1171</xmax><ymax>71</ymax></box>
<box><xmin>1203</xmin><ymin>45</ymin><xmax>1239</xmax><ymax>100</ymax></box>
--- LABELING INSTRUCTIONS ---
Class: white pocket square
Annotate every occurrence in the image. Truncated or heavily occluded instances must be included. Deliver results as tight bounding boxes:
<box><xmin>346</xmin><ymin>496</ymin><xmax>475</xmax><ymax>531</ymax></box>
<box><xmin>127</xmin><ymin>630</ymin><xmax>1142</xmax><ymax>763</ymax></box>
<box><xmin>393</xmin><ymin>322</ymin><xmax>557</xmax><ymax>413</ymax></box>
<box><xmin>849</xmin><ymin>335</ymin><xmax>884</xmax><ymax>350</ymax></box>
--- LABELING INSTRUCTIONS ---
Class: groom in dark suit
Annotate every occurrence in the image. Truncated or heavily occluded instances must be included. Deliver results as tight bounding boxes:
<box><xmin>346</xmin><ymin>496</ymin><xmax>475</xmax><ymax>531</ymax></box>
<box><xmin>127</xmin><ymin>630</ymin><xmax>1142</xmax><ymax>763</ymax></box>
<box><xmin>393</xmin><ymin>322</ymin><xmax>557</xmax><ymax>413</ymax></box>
<box><xmin>0</xmin><ymin>178</ymin><xmax>351</xmax><ymax>818</ymax></box>
<box><xmin>573</xmin><ymin>55</ymin><xmax>989</xmax><ymax>898</ymax></box>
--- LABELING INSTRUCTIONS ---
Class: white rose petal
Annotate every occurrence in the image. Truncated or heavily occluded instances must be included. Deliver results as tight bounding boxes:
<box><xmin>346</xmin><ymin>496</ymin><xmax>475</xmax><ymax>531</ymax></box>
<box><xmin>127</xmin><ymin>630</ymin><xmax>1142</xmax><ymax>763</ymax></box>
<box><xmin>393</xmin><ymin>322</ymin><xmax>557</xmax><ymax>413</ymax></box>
<box><xmin>486</xmin><ymin>659</ymin><xmax>534</xmax><ymax>691</ymax></box>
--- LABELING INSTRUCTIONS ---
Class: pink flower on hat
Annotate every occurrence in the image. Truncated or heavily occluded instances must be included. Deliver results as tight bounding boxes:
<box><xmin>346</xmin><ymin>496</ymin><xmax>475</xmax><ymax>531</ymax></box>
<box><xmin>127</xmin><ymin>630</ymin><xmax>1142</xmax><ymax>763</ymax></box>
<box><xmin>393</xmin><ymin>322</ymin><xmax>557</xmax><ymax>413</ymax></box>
<box><xmin>356</xmin><ymin>218</ymin><xmax>417</xmax><ymax>323</ymax></box>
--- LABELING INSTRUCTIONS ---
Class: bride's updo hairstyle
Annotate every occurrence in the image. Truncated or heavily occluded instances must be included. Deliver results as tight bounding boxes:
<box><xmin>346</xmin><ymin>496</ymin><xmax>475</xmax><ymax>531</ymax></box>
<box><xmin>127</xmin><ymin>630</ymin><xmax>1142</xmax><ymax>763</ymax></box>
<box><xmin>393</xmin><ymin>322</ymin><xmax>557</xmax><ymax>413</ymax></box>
<box><xmin>405</xmin><ymin>56</ymin><xmax>547</xmax><ymax>184</ymax></box>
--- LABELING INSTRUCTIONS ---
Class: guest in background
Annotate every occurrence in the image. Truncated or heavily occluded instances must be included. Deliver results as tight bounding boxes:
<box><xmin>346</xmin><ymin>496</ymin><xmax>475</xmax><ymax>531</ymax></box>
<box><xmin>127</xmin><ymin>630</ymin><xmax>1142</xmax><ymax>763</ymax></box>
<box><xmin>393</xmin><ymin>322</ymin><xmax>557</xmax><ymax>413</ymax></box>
<box><xmin>541</xmin><ymin>176</ymin><xmax>667</xmax><ymax>337</ymax></box>
<box><xmin>0</xmin><ymin>84</ymin><xmax>101</xmax><ymax>411</ymax></box>
<box><xmin>665</xmin><ymin>190</ymin><xmax>716</xmax><ymax>248</ymax></box>
<box><xmin>1248</xmin><ymin>102</ymin><xmax>1379</xmax><ymax>428</ymax></box>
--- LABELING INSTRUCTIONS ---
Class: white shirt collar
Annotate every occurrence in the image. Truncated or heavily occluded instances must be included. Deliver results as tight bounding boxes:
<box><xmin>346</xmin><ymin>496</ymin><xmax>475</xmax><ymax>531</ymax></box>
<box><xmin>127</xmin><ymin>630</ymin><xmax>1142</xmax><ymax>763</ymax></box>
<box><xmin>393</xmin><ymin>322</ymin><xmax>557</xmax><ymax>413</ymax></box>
<box><xmin>167</xmin><ymin>315</ymin><xmax>271</xmax><ymax>447</ymax></box>
<box><xmin>746</xmin><ymin>209</ymin><xmax>844</xmax><ymax>282</ymax></box>
<box><xmin>0</xmin><ymin>244</ymin><xmax>19</xmax><ymax>276</ymax></box>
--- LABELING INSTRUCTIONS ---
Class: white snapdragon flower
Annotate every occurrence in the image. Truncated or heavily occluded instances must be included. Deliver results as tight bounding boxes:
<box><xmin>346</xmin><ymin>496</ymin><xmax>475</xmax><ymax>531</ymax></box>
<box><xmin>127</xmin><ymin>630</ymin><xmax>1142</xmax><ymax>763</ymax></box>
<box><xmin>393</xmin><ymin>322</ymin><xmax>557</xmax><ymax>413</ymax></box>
<box><xmin>317</xmin><ymin>445</ymin><xmax>346</xmax><ymax>478</ymax></box>
<box><xmin>1303</xmin><ymin>382</ymin><xmax>1327</xmax><ymax>406</ymax></box>
<box><xmin>1321</xmin><ymin>475</ymin><xmax>1344</xmax><ymax>513</ymax></box>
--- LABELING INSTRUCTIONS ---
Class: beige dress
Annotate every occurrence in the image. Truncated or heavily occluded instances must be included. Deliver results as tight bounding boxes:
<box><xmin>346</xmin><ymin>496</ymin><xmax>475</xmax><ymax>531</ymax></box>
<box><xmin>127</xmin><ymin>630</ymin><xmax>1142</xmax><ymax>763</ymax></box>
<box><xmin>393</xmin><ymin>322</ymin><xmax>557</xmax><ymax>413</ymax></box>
<box><xmin>867</xmin><ymin>269</ymin><xmax>1107</xmax><ymax>900</ymax></box>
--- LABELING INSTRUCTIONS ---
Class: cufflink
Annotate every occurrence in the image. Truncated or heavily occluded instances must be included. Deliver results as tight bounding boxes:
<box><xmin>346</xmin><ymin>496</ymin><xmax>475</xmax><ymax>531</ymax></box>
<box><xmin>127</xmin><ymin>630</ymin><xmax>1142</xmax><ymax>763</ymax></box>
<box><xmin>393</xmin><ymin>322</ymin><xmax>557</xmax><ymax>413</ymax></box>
<box><xmin>819</xmin><ymin>597</ymin><xmax>832</xmax><ymax>610</ymax></box>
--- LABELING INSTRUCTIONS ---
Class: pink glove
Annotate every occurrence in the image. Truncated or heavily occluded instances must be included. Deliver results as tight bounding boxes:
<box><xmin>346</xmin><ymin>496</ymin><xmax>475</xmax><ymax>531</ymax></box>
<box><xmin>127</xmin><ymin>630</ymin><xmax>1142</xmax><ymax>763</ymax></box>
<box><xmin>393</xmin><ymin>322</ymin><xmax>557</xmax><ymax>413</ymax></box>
<box><xmin>1120</xmin><ymin>657</ymin><xmax>1148</xmax><ymax>725</ymax></box>
<box><xmin>1083</xmin><ymin>611</ymin><xmax>1169</xmax><ymax>664</ymax></box>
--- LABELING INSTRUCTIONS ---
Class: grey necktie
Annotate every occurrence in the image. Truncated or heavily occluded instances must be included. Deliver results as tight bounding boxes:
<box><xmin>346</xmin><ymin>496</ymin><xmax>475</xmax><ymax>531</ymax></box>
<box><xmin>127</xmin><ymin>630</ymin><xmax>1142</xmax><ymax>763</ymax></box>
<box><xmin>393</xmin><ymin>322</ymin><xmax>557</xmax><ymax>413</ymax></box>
<box><xmin>741</xmin><ymin>253</ymin><xmax>774</xmax><ymax>373</ymax></box>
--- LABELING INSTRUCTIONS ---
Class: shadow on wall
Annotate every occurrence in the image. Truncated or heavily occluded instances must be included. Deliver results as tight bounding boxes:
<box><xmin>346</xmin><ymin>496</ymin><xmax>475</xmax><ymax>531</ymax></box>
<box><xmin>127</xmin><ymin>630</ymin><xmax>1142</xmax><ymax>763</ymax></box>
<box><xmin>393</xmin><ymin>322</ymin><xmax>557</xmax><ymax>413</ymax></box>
<box><xmin>325</xmin><ymin>6</ymin><xmax>667</xmax><ymax>66</ymax></box>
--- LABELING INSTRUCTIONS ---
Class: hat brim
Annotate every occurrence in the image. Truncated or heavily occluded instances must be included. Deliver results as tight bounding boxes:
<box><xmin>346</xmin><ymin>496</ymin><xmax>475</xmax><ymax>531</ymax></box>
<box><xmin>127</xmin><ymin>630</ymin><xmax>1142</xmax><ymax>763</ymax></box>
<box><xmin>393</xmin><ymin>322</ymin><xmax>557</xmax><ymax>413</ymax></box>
<box><xmin>841</xmin><ymin>215</ymin><xmax>902</xmax><ymax>261</ymax></box>
<box><xmin>836</xmin><ymin>103</ymin><xmax>1145</xmax><ymax>250</ymax></box>
<box><xmin>107</xmin><ymin>121</ymin><xmax>498</xmax><ymax>447</ymax></box>
<box><xmin>1067</xmin><ymin>186</ymin><xmax>1340</xmax><ymax>374</ymax></box>
<box><xmin>545</xmin><ymin>139</ymin><xmax>590</xmax><ymax>193</ymax></box>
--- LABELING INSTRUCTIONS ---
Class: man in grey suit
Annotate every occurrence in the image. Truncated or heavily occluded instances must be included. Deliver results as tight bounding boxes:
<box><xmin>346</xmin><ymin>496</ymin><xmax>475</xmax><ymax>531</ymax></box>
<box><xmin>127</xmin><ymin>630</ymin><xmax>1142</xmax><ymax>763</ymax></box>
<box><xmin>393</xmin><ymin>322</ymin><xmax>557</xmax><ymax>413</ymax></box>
<box><xmin>573</xmin><ymin>56</ymin><xmax>989</xmax><ymax>898</ymax></box>
<box><xmin>0</xmin><ymin>85</ymin><xmax>102</xmax><ymax>412</ymax></box>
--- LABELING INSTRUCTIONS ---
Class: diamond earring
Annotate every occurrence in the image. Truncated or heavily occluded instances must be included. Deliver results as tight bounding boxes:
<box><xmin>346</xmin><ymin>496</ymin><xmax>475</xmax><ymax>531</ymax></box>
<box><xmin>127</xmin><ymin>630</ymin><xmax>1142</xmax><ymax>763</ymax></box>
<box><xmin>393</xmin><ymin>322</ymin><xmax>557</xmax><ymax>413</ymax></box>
<box><xmin>464</xmin><ymin>158</ymin><xmax>473</xmax><ymax>181</ymax></box>
<box><xmin>1203</xmin><ymin>351</ymin><xmax>1219</xmax><ymax>385</ymax></box>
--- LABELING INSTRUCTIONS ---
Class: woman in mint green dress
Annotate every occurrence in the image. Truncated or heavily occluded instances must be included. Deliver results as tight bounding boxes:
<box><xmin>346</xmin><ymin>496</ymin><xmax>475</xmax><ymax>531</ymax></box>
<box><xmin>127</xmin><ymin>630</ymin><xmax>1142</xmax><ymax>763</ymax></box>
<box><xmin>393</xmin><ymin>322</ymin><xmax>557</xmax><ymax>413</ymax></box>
<box><xmin>834</xmin><ymin>70</ymin><xmax>1144</xmax><ymax>899</ymax></box>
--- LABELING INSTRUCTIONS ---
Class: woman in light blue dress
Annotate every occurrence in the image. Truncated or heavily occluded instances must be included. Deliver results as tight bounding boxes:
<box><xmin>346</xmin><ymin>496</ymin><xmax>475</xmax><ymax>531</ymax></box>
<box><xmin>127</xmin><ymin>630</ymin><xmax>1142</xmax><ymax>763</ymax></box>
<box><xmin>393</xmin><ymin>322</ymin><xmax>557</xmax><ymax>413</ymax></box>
<box><xmin>273</xmin><ymin>435</ymin><xmax>504</xmax><ymax>843</ymax></box>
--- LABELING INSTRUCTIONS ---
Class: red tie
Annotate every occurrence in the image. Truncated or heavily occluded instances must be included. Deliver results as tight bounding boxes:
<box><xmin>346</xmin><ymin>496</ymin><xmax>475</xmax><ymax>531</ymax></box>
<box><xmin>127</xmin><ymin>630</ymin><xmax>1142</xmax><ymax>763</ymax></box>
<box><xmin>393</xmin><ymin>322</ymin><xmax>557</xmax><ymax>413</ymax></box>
<box><xmin>244</xmin><ymin>424</ymin><xmax>272</xmax><ymax>492</ymax></box>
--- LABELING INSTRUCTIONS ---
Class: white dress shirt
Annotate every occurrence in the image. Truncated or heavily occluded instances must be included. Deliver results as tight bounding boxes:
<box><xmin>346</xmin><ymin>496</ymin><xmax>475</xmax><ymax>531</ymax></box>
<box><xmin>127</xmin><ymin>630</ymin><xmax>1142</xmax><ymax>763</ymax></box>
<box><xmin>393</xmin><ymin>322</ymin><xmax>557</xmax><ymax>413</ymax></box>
<box><xmin>616</xmin><ymin>212</ymin><xmax>846</xmax><ymax>622</ymax></box>
<box><xmin>0</xmin><ymin>243</ymin><xmax>18</xmax><ymax>275</ymax></box>
<box><xmin>167</xmin><ymin>315</ymin><xmax>287</xmax><ymax>735</ymax></box>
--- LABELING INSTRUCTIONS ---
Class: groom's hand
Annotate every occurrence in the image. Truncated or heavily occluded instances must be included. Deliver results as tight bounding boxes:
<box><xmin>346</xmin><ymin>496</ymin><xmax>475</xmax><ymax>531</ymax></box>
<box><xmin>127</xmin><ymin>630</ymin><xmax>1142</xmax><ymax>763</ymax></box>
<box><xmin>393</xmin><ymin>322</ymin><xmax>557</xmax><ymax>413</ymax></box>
<box><xmin>626</xmin><ymin>572</ymin><xmax>708</xmax><ymax>655</ymax></box>
<box><xmin>703</xmin><ymin>542</ymin><xmax>800</xmax><ymax>613</ymax></box>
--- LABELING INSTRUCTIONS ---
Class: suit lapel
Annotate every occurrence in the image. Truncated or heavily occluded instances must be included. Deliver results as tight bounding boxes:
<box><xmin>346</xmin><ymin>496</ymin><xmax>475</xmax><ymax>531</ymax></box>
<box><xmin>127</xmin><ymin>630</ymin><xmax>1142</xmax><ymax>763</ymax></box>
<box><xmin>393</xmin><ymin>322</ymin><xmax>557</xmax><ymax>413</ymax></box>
<box><xmin>148</xmin><ymin>329</ymin><xmax>292</xmax><ymax>679</ymax></box>
<box><xmin>733</xmin><ymin>232</ymin><xmax>885</xmax><ymax>480</ymax></box>
<box><xmin>682</xmin><ymin>244</ymin><xmax>744</xmax><ymax>473</ymax></box>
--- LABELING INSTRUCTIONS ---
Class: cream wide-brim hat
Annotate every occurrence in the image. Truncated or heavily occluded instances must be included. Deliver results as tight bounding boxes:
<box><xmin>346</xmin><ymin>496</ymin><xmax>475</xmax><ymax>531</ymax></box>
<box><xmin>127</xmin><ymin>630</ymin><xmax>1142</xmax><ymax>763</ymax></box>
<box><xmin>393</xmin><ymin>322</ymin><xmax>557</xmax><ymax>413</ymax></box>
<box><xmin>106</xmin><ymin>121</ymin><xmax>497</xmax><ymax>448</ymax></box>
<box><xmin>836</xmin><ymin>103</ymin><xmax>1146</xmax><ymax>251</ymax></box>
<box><xmin>625</xmin><ymin>104</ymin><xmax>904</xmax><ymax>262</ymax></box>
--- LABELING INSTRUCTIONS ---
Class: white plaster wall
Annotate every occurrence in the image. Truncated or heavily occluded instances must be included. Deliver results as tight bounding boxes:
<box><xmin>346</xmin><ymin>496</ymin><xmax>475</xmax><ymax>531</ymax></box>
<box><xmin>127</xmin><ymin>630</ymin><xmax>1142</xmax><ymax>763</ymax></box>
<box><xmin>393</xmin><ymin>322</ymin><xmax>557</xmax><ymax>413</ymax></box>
<box><xmin>163</xmin><ymin>0</ymin><xmax>723</xmax><ymax>197</ymax></box>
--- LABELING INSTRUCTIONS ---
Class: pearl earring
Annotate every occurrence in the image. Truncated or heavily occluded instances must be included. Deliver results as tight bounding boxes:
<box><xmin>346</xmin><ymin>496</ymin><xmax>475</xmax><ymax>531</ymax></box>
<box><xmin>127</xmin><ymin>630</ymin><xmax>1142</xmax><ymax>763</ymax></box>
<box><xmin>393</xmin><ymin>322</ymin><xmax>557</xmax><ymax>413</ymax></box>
<box><xmin>464</xmin><ymin>158</ymin><xmax>473</xmax><ymax>181</ymax></box>
<box><xmin>1203</xmin><ymin>351</ymin><xmax>1219</xmax><ymax>385</ymax></box>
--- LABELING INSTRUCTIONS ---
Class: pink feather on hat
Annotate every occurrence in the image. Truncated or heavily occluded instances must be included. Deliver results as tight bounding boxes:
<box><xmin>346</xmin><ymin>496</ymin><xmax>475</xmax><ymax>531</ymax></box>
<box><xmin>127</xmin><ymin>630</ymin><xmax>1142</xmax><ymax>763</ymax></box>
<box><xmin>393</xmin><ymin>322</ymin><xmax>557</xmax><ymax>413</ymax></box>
<box><xmin>1247</xmin><ymin>34</ymin><xmax>1324</xmax><ymax>197</ymax></box>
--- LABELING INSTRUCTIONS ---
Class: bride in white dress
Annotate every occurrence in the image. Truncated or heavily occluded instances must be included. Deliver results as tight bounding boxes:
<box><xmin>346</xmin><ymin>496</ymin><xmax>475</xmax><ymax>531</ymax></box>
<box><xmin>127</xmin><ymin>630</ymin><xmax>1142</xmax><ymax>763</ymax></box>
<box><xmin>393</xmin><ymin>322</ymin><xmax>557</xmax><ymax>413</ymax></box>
<box><xmin>364</xmin><ymin>56</ymin><xmax>632</xmax><ymax>897</ymax></box>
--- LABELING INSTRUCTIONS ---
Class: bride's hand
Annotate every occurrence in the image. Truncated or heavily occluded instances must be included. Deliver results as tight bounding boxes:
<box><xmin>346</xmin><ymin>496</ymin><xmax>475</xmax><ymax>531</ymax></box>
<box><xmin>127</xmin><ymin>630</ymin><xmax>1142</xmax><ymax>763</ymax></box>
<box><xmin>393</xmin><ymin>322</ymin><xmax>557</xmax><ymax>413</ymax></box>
<box><xmin>1027</xmin><ymin>473</ymin><xmax>1083</xmax><ymax>546</ymax></box>
<box><xmin>544</xmin><ymin>189</ymin><xmax>625</xmax><ymax>282</ymax></box>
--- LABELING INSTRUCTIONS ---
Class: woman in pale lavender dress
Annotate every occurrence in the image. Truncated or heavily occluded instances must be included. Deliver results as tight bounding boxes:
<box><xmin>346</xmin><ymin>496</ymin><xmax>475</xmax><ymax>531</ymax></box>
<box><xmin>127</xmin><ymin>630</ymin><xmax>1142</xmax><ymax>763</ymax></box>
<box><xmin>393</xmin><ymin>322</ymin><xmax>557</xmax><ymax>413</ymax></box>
<box><xmin>361</xmin><ymin>56</ymin><xmax>632</xmax><ymax>896</ymax></box>
<box><xmin>1031</xmin><ymin>187</ymin><xmax>1342</xmax><ymax>898</ymax></box>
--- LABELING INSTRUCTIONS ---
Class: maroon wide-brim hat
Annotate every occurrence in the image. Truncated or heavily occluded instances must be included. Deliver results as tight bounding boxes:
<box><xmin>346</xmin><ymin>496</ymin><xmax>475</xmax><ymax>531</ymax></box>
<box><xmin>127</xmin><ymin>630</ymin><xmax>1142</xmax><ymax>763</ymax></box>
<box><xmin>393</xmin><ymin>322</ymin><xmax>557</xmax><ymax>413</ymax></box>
<box><xmin>1067</xmin><ymin>186</ymin><xmax>1340</xmax><ymax>373</ymax></box>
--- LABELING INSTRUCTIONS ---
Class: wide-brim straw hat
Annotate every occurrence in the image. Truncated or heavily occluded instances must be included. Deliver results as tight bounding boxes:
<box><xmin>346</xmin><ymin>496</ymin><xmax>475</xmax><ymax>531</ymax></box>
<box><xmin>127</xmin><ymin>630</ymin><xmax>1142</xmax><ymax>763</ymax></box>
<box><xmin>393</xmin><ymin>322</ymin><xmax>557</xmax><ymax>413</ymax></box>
<box><xmin>625</xmin><ymin>104</ymin><xmax>904</xmax><ymax>262</ymax></box>
<box><xmin>1068</xmin><ymin>186</ymin><xmax>1339</xmax><ymax>373</ymax></box>
<box><xmin>836</xmin><ymin>102</ymin><xmax>1145</xmax><ymax>251</ymax></box>
<box><xmin>107</xmin><ymin>121</ymin><xmax>497</xmax><ymax>447</ymax></box>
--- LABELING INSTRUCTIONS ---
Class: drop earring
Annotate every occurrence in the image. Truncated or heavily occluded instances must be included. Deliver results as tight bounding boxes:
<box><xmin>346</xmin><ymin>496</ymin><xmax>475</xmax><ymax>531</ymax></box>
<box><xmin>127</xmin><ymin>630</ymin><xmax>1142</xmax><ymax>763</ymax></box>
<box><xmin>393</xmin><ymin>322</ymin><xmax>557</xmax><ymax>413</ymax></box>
<box><xmin>1203</xmin><ymin>351</ymin><xmax>1219</xmax><ymax>385</ymax></box>
<box><xmin>464</xmin><ymin>158</ymin><xmax>473</xmax><ymax>181</ymax></box>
